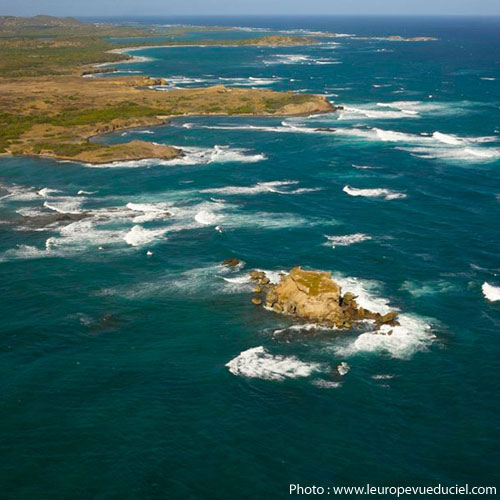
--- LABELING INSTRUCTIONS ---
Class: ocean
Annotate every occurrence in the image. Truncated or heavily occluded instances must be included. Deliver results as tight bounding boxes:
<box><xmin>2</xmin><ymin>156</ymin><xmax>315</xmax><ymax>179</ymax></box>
<box><xmin>1</xmin><ymin>16</ymin><xmax>499</xmax><ymax>499</ymax></box>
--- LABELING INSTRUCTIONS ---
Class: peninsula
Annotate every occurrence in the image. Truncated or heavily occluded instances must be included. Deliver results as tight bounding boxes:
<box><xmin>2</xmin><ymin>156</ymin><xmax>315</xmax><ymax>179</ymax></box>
<box><xmin>0</xmin><ymin>16</ymin><xmax>336</xmax><ymax>163</ymax></box>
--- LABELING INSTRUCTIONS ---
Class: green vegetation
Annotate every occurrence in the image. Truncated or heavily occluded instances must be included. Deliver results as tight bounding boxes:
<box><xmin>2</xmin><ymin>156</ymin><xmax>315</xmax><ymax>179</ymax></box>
<box><xmin>31</xmin><ymin>142</ymin><xmax>103</xmax><ymax>157</ymax></box>
<box><xmin>0</xmin><ymin>16</ymin><xmax>317</xmax><ymax>77</ymax></box>
<box><xmin>0</xmin><ymin>16</ymin><xmax>333</xmax><ymax>162</ymax></box>
<box><xmin>0</xmin><ymin>38</ymin><xmax>127</xmax><ymax>77</ymax></box>
<box><xmin>0</xmin><ymin>105</ymin><xmax>163</xmax><ymax>153</ymax></box>
<box><xmin>0</xmin><ymin>113</ymin><xmax>40</xmax><ymax>152</ymax></box>
<box><xmin>262</xmin><ymin>93</ymin><xmax>313</xmax><ymax>112</ymax></box>
<box><xmin>48</xmin><ymin>104</ymin><xmax>161</xmax><ymax>127</ymax></box>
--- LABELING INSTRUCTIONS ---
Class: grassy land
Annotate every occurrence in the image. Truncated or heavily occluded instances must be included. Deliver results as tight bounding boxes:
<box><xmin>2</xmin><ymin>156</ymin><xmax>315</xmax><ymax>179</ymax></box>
<box><xmin>0</xmin><ymin>16</ymin><xmax>335</xmax><ymax>163</ymax></box>
<box><xmin>0</xmin><ymin>34</ymin><xmax>317</xmax><ymax>77</ymax></box>
<box><xmin>0</xmin><ymin>78</ymin><xmax>335</xmax><ymax>161</ymax></box>
<box><xmin>0</xmin><ymin>14</ymin><xmax>317</xmax><ymax>78</ymax></box>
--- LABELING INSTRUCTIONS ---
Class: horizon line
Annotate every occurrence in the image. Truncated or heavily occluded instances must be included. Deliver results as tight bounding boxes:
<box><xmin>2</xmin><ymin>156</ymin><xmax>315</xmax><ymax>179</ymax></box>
<box><xmin>4</xmin><ymin>13</ymin><xmax>500</xmax><ymax>18</ymax></box>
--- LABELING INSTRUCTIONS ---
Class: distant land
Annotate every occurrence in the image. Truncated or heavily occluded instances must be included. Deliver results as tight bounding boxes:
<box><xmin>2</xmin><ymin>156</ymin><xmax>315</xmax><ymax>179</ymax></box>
<box><xmin>0</xmin><ymin>15</ymin><xmax>337</xmax><ymax>163</ymax></box>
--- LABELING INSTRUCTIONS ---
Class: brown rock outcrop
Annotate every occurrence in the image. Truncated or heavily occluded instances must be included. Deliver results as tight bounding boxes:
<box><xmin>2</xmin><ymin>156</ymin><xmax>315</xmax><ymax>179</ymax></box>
<box><xmin>222</xmin><ymin>258</ymin><xmax>240</xmax><ymax>267</ymax></box>
<box><xmin>249</xmin><ymin>266</ymin><xmax>400</xmax><ymax>330</ymax></box>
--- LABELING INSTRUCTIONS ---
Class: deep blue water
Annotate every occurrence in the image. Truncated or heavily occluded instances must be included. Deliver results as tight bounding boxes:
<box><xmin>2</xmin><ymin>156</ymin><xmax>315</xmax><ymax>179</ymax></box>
<box><xmin>1</xmin><ymin>16</ymin><xmax>499</xmax><ymax>499</ymax></box>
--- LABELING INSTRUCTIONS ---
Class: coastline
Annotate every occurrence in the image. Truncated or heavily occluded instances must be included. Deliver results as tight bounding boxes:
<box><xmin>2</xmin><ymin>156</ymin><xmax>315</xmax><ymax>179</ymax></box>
<box><xmin>0</xmin><ymin>31</ymin><xmax>339</xmax><ymax>165</ymax></box>
<box><xmin>2</xmin><ymin>79</ymin><xmax>337</xmax><ymax>164</ymax></box>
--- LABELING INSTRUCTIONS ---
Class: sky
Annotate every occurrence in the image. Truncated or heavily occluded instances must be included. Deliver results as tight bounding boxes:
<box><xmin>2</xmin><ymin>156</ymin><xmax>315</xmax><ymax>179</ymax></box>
<box><xmin>1</xmin><ymin>0</ymin><xmax>500</xmax><ymax>17</ymax></box>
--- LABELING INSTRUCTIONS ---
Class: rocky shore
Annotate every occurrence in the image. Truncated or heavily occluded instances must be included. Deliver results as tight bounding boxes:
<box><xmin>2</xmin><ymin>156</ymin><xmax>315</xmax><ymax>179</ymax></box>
<box><xmin>249</xmin><ymin>266</ymin><xmax>399</xmax><ymax>332</ymax></box>
<box><xmin>34</xmin><ymin>140</ymin><xmax>183</xmax><ymax>164</ymax></box>
<box><xmin>1</xmin><ymin>75</ymin><xmax>337</xmax><ymax>164</ymax></box>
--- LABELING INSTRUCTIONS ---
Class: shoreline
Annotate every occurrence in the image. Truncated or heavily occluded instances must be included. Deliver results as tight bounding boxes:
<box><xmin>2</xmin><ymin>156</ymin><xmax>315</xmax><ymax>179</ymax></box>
<box><xmin>100</xmin><ymin>38</ymin><xmax>323</xmax><ymax>65</ymax></box>
<box><xmin>1</xmin><ymin>32</ymin><xmax>339</xmax><ymax>165</ymax></box>
<box><xmin>3</xmin><ymin>84</ymin><xmax>338</xmax><ymax>164</ymax></box>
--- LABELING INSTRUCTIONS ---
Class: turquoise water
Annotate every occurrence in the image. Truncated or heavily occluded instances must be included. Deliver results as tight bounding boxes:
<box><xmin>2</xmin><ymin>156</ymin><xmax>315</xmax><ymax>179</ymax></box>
<box><xmin>1</xmin><ymin>16</ymin><xmax>499</xmax><ymax>499</ymax></box>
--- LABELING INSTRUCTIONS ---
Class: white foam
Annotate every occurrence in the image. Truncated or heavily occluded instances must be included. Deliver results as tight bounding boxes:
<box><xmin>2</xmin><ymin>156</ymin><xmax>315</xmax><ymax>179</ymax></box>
<box><xmin>155</xmin><ymin>75</ymin><xmax>283</xmax><ymax>90</ymax></box>
<box><xmin>343</xmin><ymin>185</ymin><xmax>407</xmax><ymax>200</ymax></box>
<box><xmin>337</xmin><ymin>362</ymin><xmax>350</xmax><ymax>376</ymax></box>
<box><xmin>208</xmin><ymin>145</ymin><xmax>266</xmax><ymax>164</ymax></box>
<box><xmin>81</xmin><ymin>145</ymin><xmax>266</xmax><ymax>168</ymax></box>
<box><xmin>222</xmin><ymin>275</ymin><xmax>251</xmax><ymax>285</ymax></box>
<box><xmin>375</xmin><ymin>128</ymin><xmax>415</xmax><ymax>142</ymax></box>
<box><xmin>193</xmin><ymin>208</ymin><xmax>222</xmax><ymax>226</ymax></box>
<box><xmin>0</xmin><ymin>244</ymin><xmax>48</xmax><ymax>262</ymax></box>
<box><xmin>221</xmin><ymin>275</ymin><xmax>254</xmax><ymax>293</ymax></box>
<box><xmin>226</xmin><ymin>346</ymin><xmax>323</xmax><ymax>381</ymax></box>
<box><xmin>330</xmin><ymin>274</ymin><xmax>435</xmax><ymax>359</ymax></box>
<box><xmin>401</xmin><ymin>280</ymin><xmax>458</xmax><ymax>297</ymax></box>
<box><xmin>402</xmin><ymin>145</ymin><xmax>500</xmax><ymax>163</ymax></box>
<box><xmin>335</xmin><ymin>316</ymin><xmax>434</xmax><ymax>360</ymax></box>
<box><xmin>263</xmin><ymin>54</ymin><xmax>339</xmax><ymax>66</ymax></box>
<box><xmin>352</xmin><ymin>164</ymin><xmax>376</xmax><ymax>170</ymax></box>
<box><xmin>126</xmin><ymin>202</ymin><xmax>171</xmax><ymax>222</ymax></box>
<box><xmin>332</xmin><ymin>125</ymin><xmax>500</xmax><ymax>164</ymax></box>
<box><xmin>339</xmin><ymin>105</ymin><xmax>419</xmax><ymax>120</ymax></box>
<box><xmin>311</xmin><ymin>379</ymin><xmax>342</xmax><ymax>389</ymax></box>
<box><xmin>77</xmin><ymin>190</ymin><xmax>95</xmax><ymax>195</ymax></box>
<box><xmin>273</xmin><ymin>323</ymin><xmax>333</xmax><ymax>336</ymax></box>
<box><xmin>37</xmin><ymin>188</ymin><xmax>61</xmax><ymax>197</ymax></box>
<box><xmin>183</xmin><ymin>122</ymin><xmax>324</xmax><ymax>135</ymax></box>
<box><xmin>32</xmin><ymin>218</ymin><xmax>127</xmax><ymax>257</ymax></box>
<box><xmin>255</xmin><ymin>269</ymin><xmax>286</xmax><ymax>284</ymax></box>
<box><xmin>222</xmin><ymin>76</ymin><xmax>282</xmax><ymax>87</ymax></box>
<box><xmin>0</xmin><ymin>184</ymin><xmax>40</xmax><ymax>202</ymax></box>
<box><xmin>432</xmin><ymin>131</ymin><xmax>463</xmax><ymax>145</ymax></box>
<box><xmin>378</xmin><ymin>100</ymin><xmax>469</xmax><ymax>116</ymax></box>
<box><xmin>200</xmin><ymin>180</ymin><xmax>319</xmax><ymax>196</ymax></box>
<box><xmin>154</xmin><ymin>198</ymin><xmax>323</xmax><ymax>234</ymax></box>
<box><xmin>482</xmin><ymin>282</ymin><xmax>500</xmax><ymax>302</ymax></box>
<box><xmin>43</xmin><ymin>200</ymin><xmax>84</xmax><ymax>214</ymax></box>
<box><xmin>324</xmin><ymin>233</ymin><xmax>372</xmax><ymax>248</ymax></box>
<box><xmin>123</xmin><ymin>225</ymin><xmax>167</xmax><ymax>246</ymax></box>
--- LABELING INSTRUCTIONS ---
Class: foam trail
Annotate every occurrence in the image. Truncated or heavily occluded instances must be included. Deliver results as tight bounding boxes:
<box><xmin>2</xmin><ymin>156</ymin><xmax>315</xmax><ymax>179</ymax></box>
<box><xmin>311</xmin><ymin>380</ymin><xmax>342</xmax><ymax>389</ymax></box>
<box><xmin>401</xmin><ymin>280</ymin><xmax>458</xmax><ymax>297</ymax></box>
<box><xmin>338</xmin><ymin>105</ymin><xmax>419</xmax><ymax>120</ymax></box>
<box><xmin>126</xmin><ymin>202</ymin><xmax>171</xmax><ymax>222</ymax></box>
<box><xmin>324</xmin><ymin>233</ymin><xmax>372</xmax><ymax>248</ymax></box>
<box><xmin>432</xmin><ymin>131</ymin><xmax>463</xmax><ymax>145</ymax></box>
<box><xmin>343</xmin><ymin>185</ymin><xmax>407</xmax><ymax>200</ymax></box>
<box><xmin>226</xmin><ymin>346</ymin><xmax>323</xmax><ymax>381</ymax></box>
<box><xmin>43</xmin><ymin>200</ymin><xmax>84</xmax><ymax>214</ymax></box>
<box><xmin>200</xmin><ymin>181</ymin><xmax>319</xmax><ymax>196</ymax></box>
<box><xmin>37</xmin><ymin>188</ymin><xmax>61</xmax><ymax>197</ymax></box>
<box><xmin>201</xmin><ymin>181</ymin><xmax>297</xmax><ymax>195</ymax></box>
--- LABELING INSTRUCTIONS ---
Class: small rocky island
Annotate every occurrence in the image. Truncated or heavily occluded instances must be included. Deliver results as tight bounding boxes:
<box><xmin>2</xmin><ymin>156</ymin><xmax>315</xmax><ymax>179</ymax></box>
<box><xmin>249</xmin><ymin>267</ymin><xmax>399</xmax><ymax>331</ymax></box>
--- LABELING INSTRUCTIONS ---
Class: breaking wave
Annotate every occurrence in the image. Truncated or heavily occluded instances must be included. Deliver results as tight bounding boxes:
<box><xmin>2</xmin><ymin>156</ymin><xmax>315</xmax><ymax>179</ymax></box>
<box><xmin>324</xmin><ymin>233</ymin><xmax>372</xmax><ymax>248</ymax></box>
<box><xmin>226</xmin><ymin>346</ymin><xmax>323</xmax><ymax>381</ymax></box>
<box><xmin>123</xmin><ymin>225</ymin><xmax>167</xmax><ymax>246</ymax></box>
<box><xmin>482</xmin><ymin>282</ymin><xmax>500</xmax><ymax>302</ymax></box>
<box><xmin>262</xmin><ymin>54</ymin><xmax>340</xmax><ymax>66</ymax></box>
<box><xmin>331</xmin><ymin>274</ymin><xmax>435</xmax><ymax>359</ymax></box>
<box><xmin>343</xmin><ymin>185</ymin><xmax>407</xmax><ymax>200</ymax></box>
<box><xmin>200</xmin><ymin>181</ymin><xmax>320</xmax><ymax>196</ymax></box>
<box><xmin>81</xmin><ymin>145</ymin><xmax>266</xmax><ymax>168</ymax></box>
